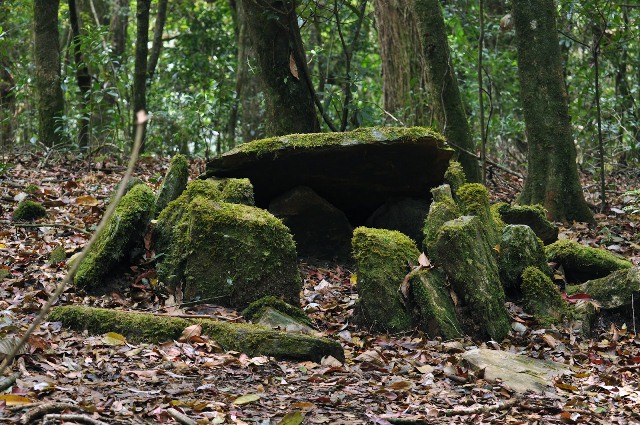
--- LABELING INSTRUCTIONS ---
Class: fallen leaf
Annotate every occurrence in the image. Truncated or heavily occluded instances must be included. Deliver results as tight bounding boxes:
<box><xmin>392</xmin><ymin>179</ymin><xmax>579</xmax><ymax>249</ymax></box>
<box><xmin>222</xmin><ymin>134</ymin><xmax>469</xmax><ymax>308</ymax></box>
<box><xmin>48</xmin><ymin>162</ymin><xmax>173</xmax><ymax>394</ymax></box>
<box><xmin>418</xmin><ymin>252</ymin><xmax>431</xmax><ymax>267</ymax></box>
<box><xmin>0</xmin><ymin>395</ymin><xmax>31</xmax><ymax>406</ymax></box>
<box><xmin>75</xmin><ymin>195</ymin><xmax>99</xmax><ymax>206</ymax></box>
<box><xmin>387</xmin><ymin>380</ymin><xmax>413</xmax><ymax>391</ymax></box>
<box><xmin>233</xmin><ymin>393</ymin><xmax>261</xmax><ymax>405</ymax></box>
<box><xmin>102</xmin><ymin>332</ymin><xmax>127</xmax><ymax>346</ymax></box>
<box><xmin>178</xmin><ymin>324</ymin><xmax>202</xmax><ymax>343</ymax></box>
<box><xmin>277</xmin><ymin>411</ymin><xmax>304</xmax><ymax>425</ymax></box>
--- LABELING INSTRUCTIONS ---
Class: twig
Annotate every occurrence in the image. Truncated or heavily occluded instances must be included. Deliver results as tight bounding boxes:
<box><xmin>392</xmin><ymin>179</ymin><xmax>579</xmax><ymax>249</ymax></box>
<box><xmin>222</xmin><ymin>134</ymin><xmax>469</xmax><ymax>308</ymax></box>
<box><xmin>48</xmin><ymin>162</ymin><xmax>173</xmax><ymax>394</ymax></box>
<box><xmin>445</xmin><ymin>139</ymin><xmax>523</xmax><ymax>179</ymax></box>
<box><xmin>167</xmin><ymin>408</ymin><xmax>197</xmax><ymax>425</ymax></box>
<box><xmin>0</xmin><ymin>111</ymin><xmax>148</xmax><ymax>378</ymax></box>
<box><xmin>441</xmin><ymin>397</ymin><xmax>518</xmax><ymax>416</ymax></box>
<box><xmin>0</xmin><ymin>373</ymin><xmax>19</xmax><ymax>392</ymax></box>
<box><xmin>43</xmin><ymin>414</ymin><xmax>108</xmax><ymax>425</ymax></box>
<box><xmin>6</xmin><ymin>221</ymin><xmax>92</xmax><ymax>235</ymax></box>
<box><xmin>20</xmin><ymin>402</ymin><xmax>79</xmax><ymax>424</ymax></box>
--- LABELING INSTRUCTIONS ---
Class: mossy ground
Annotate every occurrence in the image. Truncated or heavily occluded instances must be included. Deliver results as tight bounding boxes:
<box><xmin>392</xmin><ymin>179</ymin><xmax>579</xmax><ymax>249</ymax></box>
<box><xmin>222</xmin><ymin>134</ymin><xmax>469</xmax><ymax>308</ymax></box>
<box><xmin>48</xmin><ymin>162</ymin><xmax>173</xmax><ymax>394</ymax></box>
<box><xmin>352</xmin><ymin>227</ymin><xmax>420</xmax><ymax>333</ymax></box>
<box><xmin>545</xmin><ymin>239</ymin><xmax>632</xmax><ymax>282</ymax></box>
<box><xmin>48</xmin><ymin>305</ymin><xmax>343</xmax><ymax>362</ymax></box>
<box><xmin>74</xmin><ymin>184</ymin><xmax>155</xmax><ymax>291</ymax></box>
<box><xmin>521</xmin><ymin>266</ymin><xmax>566</xmax><ymax>325</ymax></box>
<box><xmin>13</xmin><ymin>200</ymin><xmax>46</xmax><ymax>221</ymax></box>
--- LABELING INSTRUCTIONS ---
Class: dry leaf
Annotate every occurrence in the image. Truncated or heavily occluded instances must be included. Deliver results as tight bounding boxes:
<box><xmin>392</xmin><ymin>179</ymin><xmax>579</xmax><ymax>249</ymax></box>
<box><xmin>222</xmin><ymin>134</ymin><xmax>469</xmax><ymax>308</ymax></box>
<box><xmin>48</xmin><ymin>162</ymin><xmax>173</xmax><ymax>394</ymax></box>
<box><xmin>418</xmin><ymin>252</ymin><xmax>431</xmax><ymax>267</ymax></box>
<box><xmin>387</xmin><ymin>380</ymin><xmax>413</xmax><ymax>391</ymax></box>
<box><xmin>542</xmin><ymin>333</ymin><xmax>557</xmax><ymax>349</ymax></box>
<box><xmin>75</xmin><ymin>195</ymin><xmax>100</xmax><ymax>206</ymax></box>
<box><xmin>103</xmin><ymin>332</ymin><xmax>127</xmax><ymax>346</ymax></box>
<box><xmin>233</xmin><ymin>393</ymin><xmax>261</xmax><ymax>405</ymax></box>
<box><xmin>178</xmin><ymin>324</ymin><xmax>202</xmax><ymax>343</ymax></box>
<box><xmin>277</xmin><ymin>411</ymin><xmax>304</xmax><ymax>425</ymax></box>
<box><xmin>0</xmin><ymin>394</ymin><xmax>32</xmax><ymax>406</ymax></box>
<box><xmin>289</xmin><ymin>52</ymin><xmax>299</xmax><ymax>80</ymax></box>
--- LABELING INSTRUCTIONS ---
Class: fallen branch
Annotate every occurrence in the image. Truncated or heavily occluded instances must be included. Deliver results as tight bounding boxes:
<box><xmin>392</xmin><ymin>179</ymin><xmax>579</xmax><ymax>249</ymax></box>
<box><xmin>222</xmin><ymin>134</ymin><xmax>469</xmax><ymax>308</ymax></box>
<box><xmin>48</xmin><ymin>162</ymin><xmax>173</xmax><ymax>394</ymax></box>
<box><xmin>383</xmin><ymin>398</ymin><xmax>519</xmax><ymax>424</ymax></box>
<box><xmin>20</xmin><ymin>402</ymin><xmax>79</xmax><ymax>424</ymax></box>
<box><xmin>0</xmin><ymin>373</ymin><xmax>19</xmax><ymax>392</ymax></box>
<box><xmin>4</xmin><ymin>221</ymin><xmax>92</xmax><ymax>235</ymax></box>
<box><xmin>43</xmin><ymin>414</ymin><xmax>108</xmax><ymax>425</ymax></box>
<box><xmin>167</xmin><ymin>408</ymin><xmax>197</xmax><ymax>425</ymax></box>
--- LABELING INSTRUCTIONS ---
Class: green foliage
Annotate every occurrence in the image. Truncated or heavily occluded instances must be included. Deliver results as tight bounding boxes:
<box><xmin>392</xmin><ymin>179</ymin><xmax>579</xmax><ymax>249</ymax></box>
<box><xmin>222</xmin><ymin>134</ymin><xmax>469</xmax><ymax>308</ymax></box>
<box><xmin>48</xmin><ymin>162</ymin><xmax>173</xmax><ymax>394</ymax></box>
<box><xmin>13</xmin><ymin>200</ymin><xmax>46</xmax><ymax>221</ymax></box>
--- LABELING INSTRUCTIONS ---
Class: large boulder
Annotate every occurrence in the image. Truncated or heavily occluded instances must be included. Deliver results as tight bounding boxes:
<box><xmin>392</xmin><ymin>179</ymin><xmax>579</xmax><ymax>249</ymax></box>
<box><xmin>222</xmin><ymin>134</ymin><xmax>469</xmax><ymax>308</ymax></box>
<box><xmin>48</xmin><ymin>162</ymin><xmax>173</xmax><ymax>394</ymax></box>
<box><xmin>498</xmin><ymin>224</ymin><xmax>551</xmax><ymax>294</ymax></box>
<box><xmin>351</xmin><ymin>227</ymin><xmax>420</xmax><ymax>332</ymax></box>
<box><xmin>268</xmin><ymin>186</ymin><xmax>352</xmax><ymax>259</ymax></box>
<box><xmin>521</xmin><ymin>266</ymin><xmax>566</xmax><ymax>325</ymax></box>
<box><xmin>203</xmin><ymin>127</ymin><xmax>453</xmax><ymax>226</ymax></box>
<box><xmin>74</xmin><ymin>184</ymin><xmax>155</xmax><ymax>291</ymax></box>
<box><xmin>431</xmin><ymin>216</ymin><xmax>511</xmax><ymax>341</ymax></box>
<box><xmin>157</xmin><ymin>197</ymin><xmax>300</xmax><ymax>308</ymax></box>
<box><xmin>566</xmin><ymin>267</ymin><xmax>640</xmax><ymax>312</ymax></box>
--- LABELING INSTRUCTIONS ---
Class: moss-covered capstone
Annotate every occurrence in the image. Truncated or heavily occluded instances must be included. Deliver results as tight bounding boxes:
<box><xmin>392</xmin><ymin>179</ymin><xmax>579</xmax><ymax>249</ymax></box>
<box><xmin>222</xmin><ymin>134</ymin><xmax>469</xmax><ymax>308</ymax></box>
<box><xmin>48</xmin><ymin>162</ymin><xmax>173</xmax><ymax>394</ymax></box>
<box><xmin>521</xmin><ymin>266</ymin><xmax>566</xmax><ymax>325</ymax></box>
<box><xmin>566</xmin><ymin>267</ymin><xmax>640</xmax><ymax>311</ymax></box>
<box><xmin>352</xmin><ymin>227</ymin><xmax>419</xmax><ymax>332</ymax></box>
<box><xmin>498</xmin><ymin>225</ymin><xmax>551</xmax><ymax>294</ymax></box>
<box><xmin>158</xmin><ymin>197</ymin><xmax>300</xmax><ymax>308</ymax></box>
<box><xmin>153</xmin><ymin>178</ymin><xmax>255</xmax><ymax>256</ymax></box>
<box><xmin>422</xmin><ymin>187</ymin><xmax>460</xmax><ymax>255</ymax></box>
<box><xmin>431</xmin><ymin>216</ymin><xmax>510</xmax><ymax>341</ymax></box>
<box><xmin>457</xmin><ymin>183</ymin><xmax>502</xmax><ymax>246</ymax></box>
<box><xmin>74</xmin><ymin>184</ymin><xmax>155</xmax><ymax>291</ymax></box>
<box><xmin>204</xmin><ymin>127</ymin><xmax>453</xmax><ymax>225</ymax></box>
<box><xmin>243</xmin><ymin>296</ymin><xmax>312</xmax><ymax>326</ymax></box>
<box><xmin>545</xmin><ymin>239</ymin><xmax>632</xmax><ymax>283</ymax></box>
<box><xmin>409</xmin><ymin>269</ymin><xmax>463</xmax><ymax>339</ymax></box>
<box><xmin>495</xmin><ymin>203</ymin><xmax>558</xmax><ymax>245</ymax></box>
<box><xmin>154</xmin><ymin>154</ymin><xmax>189</xmax><ymax>217</ymax></box>
<box><xmin>13</xmin><ymin>200</ymin><xmax>46</xmax><ymax>221</ymax></box>
<box><xmin>49</xmin><ymin>306</ymin><xmax>343</xmax><ymax>362</ymax></box>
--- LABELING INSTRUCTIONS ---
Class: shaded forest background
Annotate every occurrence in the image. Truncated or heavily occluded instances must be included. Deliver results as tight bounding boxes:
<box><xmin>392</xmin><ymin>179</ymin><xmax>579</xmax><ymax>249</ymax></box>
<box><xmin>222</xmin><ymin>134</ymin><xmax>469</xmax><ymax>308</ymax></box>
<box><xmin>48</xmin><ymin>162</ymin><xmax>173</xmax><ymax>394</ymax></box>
<box><xmin>0</xmin><ymin>0</ymin><xmax>638</xmax><ymax>179</ymax></box>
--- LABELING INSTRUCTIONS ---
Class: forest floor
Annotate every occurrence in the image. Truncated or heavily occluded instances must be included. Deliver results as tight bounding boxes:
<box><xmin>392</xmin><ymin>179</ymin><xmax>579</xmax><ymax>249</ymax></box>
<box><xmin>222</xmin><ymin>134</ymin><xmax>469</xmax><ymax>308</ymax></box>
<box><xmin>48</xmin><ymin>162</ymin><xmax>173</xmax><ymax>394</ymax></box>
<box><xmin>1</xmin><ymin>152</ymin><xmax>640</xmax><ymax>424</ymax></box>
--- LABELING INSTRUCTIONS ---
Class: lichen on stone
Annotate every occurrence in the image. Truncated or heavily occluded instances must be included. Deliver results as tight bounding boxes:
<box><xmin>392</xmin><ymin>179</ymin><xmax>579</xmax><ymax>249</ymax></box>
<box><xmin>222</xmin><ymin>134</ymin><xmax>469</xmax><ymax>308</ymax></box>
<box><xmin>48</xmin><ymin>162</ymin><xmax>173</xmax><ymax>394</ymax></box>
<box><xmin>351</xmin><ymin>226</ymin><xmax>419</xmax><ymax>333</ymax></box>
<box><xmin>13</xmin><ymin>200</ymin><xmax>46</xmax><ymax>221</ymax></box>
<box><xmin>521</xmin><ymin>266</ymin><xmax>566</xmax><ymax>325</ymax></box>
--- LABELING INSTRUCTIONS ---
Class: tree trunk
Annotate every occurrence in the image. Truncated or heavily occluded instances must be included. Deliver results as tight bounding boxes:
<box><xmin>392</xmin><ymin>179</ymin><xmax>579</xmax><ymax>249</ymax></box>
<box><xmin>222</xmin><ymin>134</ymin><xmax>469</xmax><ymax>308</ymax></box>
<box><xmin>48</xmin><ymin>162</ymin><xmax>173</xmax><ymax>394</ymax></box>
<box><xmin>238</xmin><ymin>0</ymin><xmax>319</xmax><ymax>137</ymax></box>
<box><xmin>373</xmin><ymin>0</ymin><xmax>427</xmax><ymax>126</ymax></box>
<box><xmin>0</xmin><ymin>61</ymin><xmax>15</xmax><ymax>149</ymax></box>
<box><xmin>33</xmin><ymin>0</ymin><xmax>66</xmax><ymax>148</ymax></box>
<box><xmin>513</xmin><ymin>0</ymin><xmax>593</xmax><ymax>223</ymax></box>
<box><xmin>110</xmin><ymin>0</ymin><xmax>129</xmax><ymax>65</ymax></box>
<box><xmin>412</xmin><ymin>0</ymin><xmax>480</xmax><ymax>182</ymax></box>
<box><xmin>133</xmin><ymin>0</ymin><xmax>150</xmax><ymax>151</ymax></box>
<box><xmin>69</xmin><ymin>0</ymin><xmax>92</xmax><ymax>149</ymax></box>
<box><xmin>147</xmin><ymin>0</ymin><xmax>168</xmax><ymax>81</ymax></box>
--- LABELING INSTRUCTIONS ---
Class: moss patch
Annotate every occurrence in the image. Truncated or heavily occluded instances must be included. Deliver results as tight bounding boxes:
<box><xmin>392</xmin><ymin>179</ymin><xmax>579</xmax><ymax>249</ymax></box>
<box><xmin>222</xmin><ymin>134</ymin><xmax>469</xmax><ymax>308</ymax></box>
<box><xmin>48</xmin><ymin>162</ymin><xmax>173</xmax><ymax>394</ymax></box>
<box><xmin>409</xmin><ymin>269</ymin><xmax>463</xmax><ymax>339</ymax></box>
<box><xmin>352</xmin><ymin>227</ymin><xmax>419</xmax><ymax>333</ymax></box>
<box><xmin>521</xmin><ymin>266</ymin><xmax>566</xmax><ymax>325</ymax></box>
<box><xmin>13</xmin><ymin>200</ymin><xmax>46</xmax><ymax>221</ymax></box>
<box><xmin>243</xmin><ymin>296</ymin><xmax>312</xmax><ymax>326</ymax></box>
<box><xmin>498</xmin><ymin>225</ymin><xmax>551</xmax><ymax>294</ymax></box>
<box><xmin>422</xmin><ymin>196</ymin><xmax>460</xmax><ymax>255</ymax></box>
<box><xmin>154</xmin><ymin>154</ymin><xmax>189</xmax><ymax>217</ymax></box>
<box><xmin>566</xmin><ymin>267</ymin><xmax>640</xmax><ymax>311</ymax></box>
<box><xmin>496</xmin><ymin>203</ymin><xmax>558</xmax><ymax>245</ymax></box>
<box><xmin>443</xmin><ymin>160</ymin><xmax>466</xmax><ymax>198</ymax></box>
<box><xmin>74</xmin><ymin>184</ymin><xmax>155</xmax><ymax>291</ymax></box>
<box><xmin>457</xmin><ymin>183</ymin><xmax>502</xmax><ymax>246</ymax></box>
<box><xmin>158</xmin><ymin>197</ymin><xmax>300</xmax><ymax>308</ymax></box>
<box><xmin>49</xmin><ymin>306</ymin><xmax>343</xmax><ymax>362</ymax></box>
<box><xmin>545</xmin><ymin>239</ymin><xmax>632</xmax><ymax>283</ymax></box>
<box><xmin>48</xmin><ymin>245</ymin><xmax>67</xmax><ymax>265</ymax></box>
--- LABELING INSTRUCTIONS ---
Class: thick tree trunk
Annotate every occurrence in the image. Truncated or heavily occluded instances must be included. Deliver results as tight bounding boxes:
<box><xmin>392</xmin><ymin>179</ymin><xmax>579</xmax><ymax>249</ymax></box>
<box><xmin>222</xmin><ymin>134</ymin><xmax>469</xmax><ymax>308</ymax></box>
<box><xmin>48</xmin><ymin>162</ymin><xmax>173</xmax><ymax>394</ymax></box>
<box><xmin>373</xmin><ymin>0</ymin><xmax>427</xmax><ymax>126</ymax></box>
<box><xmin>238</xmin><ymin>0</ymin><xmax>319</xmax><ymax>137</ymax></box>
<box><xmin>513</xmin><ymin>0</ymin><xmax>593</xmax><ymax>223</ymax></box>
<box><xmin>412</xmin><ymin>0</ymin><xmax>480</xmax><ymax>182</ymax></box>
<box><xmin>110</xmin><ymin>0</ymin><xmax>129</xmax><ymax>64</ymax></box>
<box><xmin>69</xmin><ymin>0</ymin><xmax>92</xmax><ymax>149</ymax></box>
<box><xmin>133</xmin><ymin>0</ymin><xmax>150</xmax><ymax>151</ymax></box>
<box><xmin>0</xmin><ymin>62</ymin><xmax>15</xmax><ymax>148</ymax></box>
<box><xmin>147</xmin><ymin>0</ymin><xmax>168</xmax><ymax>81</ymax></box>
<box><xmin>33</xmin><ymin>0</ymin><xmax>66</xmax><ymax>148</ymax></box>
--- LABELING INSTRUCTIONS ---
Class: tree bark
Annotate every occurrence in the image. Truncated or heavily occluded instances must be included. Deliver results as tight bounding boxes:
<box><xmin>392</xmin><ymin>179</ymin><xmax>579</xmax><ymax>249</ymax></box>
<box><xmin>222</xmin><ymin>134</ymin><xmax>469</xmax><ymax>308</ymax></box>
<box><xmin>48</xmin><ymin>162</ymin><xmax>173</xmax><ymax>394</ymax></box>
<box><xmin>147</xmin><ymin>0</ymin><xmax>168</xmax><ymax>81</ymax></box>
<box><xmin>133</xmin><ymin>0</ymin><xmax>150</xmax><ymax>151</ymax></box>
<box><xmin>110</xmin><ymin>0</ymin><xmax>129</xmax><ymax>65</ymax></box>
<box><xmin>68</xmin><ymin>0</ymin><xmax>92</xmax><ymax>149</ymax></box>
<box><xmin>513</xmin><ymin>0</ymin><xmax>593</xmax><ymax>223</ymax></box>
<box><xmin>373</xmin><ymin>0</ymin><xmax>427</xmax><ymax>126</ymax></box>
<box><xmin>238</xmin><ymin>0</ymin><xmax>319</xmax><ymax>137</ymax></box>
<box><xmin>412</xmin><ymin>0</ymin><xmax>481</xmax><ymax>182</ymax></box>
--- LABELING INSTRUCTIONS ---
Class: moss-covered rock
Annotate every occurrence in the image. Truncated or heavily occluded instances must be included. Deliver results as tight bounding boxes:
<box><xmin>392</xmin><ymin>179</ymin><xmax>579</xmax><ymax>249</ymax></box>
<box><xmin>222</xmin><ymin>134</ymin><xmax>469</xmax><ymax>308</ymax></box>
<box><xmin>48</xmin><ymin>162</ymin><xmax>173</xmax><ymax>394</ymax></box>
<box><xmin>457</xmin><ymin>183</ymin><xmax>502</xmax><ymax>246</ymax></box>
<box><xmin>352</xmin><ymin>227</ymin><xmax>419</xmax><ymax>333</ymax></box>
<box><xmin>154</xmin><ymin>178</ymin><xmax>255</xmax><ymax>256</ymax></box>
<box><xmin>154</xmin><ymin>154</ymin><xmax>189</xmax><ymax>217</ymax></box>
<box><xmin>74</xmin><ymin>184</ymin><xmax>155</xmax><ymax>291</ymax></box>
<box><xmin>566</xmin><ymin>267</ymin><xmax>640</xmax><ymax>311</ymax></box>
<box><xmin>158</xmin><ymin>197</ymin><xmax>300</xmax><ymax>308</ymax></box>
<box><xmin>431</xmin><ymin>216</ymin><xmax>510</xmax><ymax>341</ymax></box>
<box><xmin>409</xmin><ymin>269</ymin><xmax>463</xmax><ymax>339</ymax></box>
<box><xmin>49</xmin><ymin>306</ymin><xmax>343</xmax><ymax>362</ymax></box>
<box><xmin>498</xmin><ymin>225</ymin><xmax>551</xmax><ymax>294</ymax></box>
<box><xmin>243</xmin><ymin>296</ymin><xmax>312</xmax><ymax>326</ymax></box>
<box><xmin>13</xmin><ymin>200</ymin><xmax>46</xmax><ymax>221</ymax></box>
<box><xmin>443</xmin><ymin>160</ymin><xmax>466</xmax><ymax>198</ymax></box>
<box><xmin>521</xmin><ymin>266</ymin><xmax>566</xmax><ymax>325</ymax></box>
<box><xmin>422</xmin><ymin>193</ymin><xmax>460</xmax><ymax>255</ymax></box>
<box><xmin>545</xmin><ymin>239</ymin><xmax>632</xmax><ymax>283</ymax></box>
<box><xmin>496</xmin><ymin>203</ymin><xmax>558</xmax><ymax>245</ymax></box>
<box><xmin>109</xmin><ymin>177</ymin><xmax>145</xmax><ymax>203</ymax></box>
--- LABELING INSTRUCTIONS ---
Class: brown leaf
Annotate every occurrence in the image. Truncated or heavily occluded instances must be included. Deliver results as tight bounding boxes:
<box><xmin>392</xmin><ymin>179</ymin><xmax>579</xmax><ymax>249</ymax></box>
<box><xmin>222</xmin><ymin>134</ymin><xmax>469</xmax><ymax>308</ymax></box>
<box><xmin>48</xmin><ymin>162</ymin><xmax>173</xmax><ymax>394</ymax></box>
<box><xmin>289</xmin><ymin>52</ymin><xmax>299</xmax><ymax>80</ymax></box>
<box><xmin>75</xmin><ymin>195</ymin><xmax>99</xmax><ymax>206</ymax></box>
<box><xmin>418</xmin><ymin>252</ymin><xmax>431</xmax><ymax>268</ymax></box>
<box><xmin>178</xmin><ymin>324</ymin><xmax>202</xmax><ymax>343</ymax></box>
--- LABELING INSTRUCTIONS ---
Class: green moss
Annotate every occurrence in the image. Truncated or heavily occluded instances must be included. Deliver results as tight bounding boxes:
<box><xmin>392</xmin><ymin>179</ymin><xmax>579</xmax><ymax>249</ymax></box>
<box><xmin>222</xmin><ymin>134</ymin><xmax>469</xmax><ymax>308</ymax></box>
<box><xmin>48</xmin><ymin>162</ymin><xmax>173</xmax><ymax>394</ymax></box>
<box><xmin>109</xmin><ymin>177</ymin><xmax>145</xmax><ymax>202</ymax></box>
<box><xmin>25</xmin><ymin>184</ymin><xmax>40</xmax><ymax>194</ymax></box>
<box><xmin>352</xmin><ymin>227</ymin><xmax>419</xmax><ymax>333</ymax></box>
<box><xmin>498</xmin><ymin>225</ymin><xmax>551</xmax><ymax>293</ymax></box>
<box><xmin>431</xmin><ymin>216</ymin><xmax>510</xmax><ymax>341</ymax></box>
<box><xmin>242</xmin><ymin>296</ymin><xmax>312</xmax><ymax>326</ymax></box>
<box><xmin>521</xmin><ymin>266</ymin><xmax>566</xmax><ymax>325</ymax></box>
<box><xmin>457</xmin><ymin>183</ymin><xmax>502</xmax><ymax>245</ymax></box>
<box><xmin>48</xmin><ymin>305</ymin><xmax>343</xmax><ymax>362</ymax></box>
<box><xmin>13</xmin><ymin>200</ymin><xmax>46</xmax><ymax>221</ymax></box>
<box><xmin>158</xmin><ymin>197</ymin><xmax>300</xmax><ymax>308</ymax></box>
<box><xmin>48</xmin><ymin>245</ymin><xmax>67</xmax><ymax>265</ymax></box>
<box><xmin>74</xmin><ymin>184</ymin><xmax>155</xmax><ymax>290</ymax></box>
<box><xmin>422</xmin><ymin>197</ymin><xmax>460</xmax><ymax>255</ymax></box>
<box><xmin>409</xmin><ymin>269</ymin><xmax>463</xmax><ymax>339</ymax></box>
<box><xmin>206</xmin><ymin>177</ymin><xmax>255</xmax><ymax>206</ymax></box>
<box><xmin>0</xmin><ymin>269</ymin><xmax>10</xmax><ymax>281</ymax></box>
<box><xmin>443</xmin><ymin>160</ymin><xmax>466</xmax><ymax>197</ymax></box>
<box><xmin>496</xmin><ymin>203</ymin><xmax>557</xmax><ymax>244</ymax></box>
<box><xmin>154</xmin><ymin>154</ymin><xmax>189</xmax><ymax>217</ymax></box>
<box><xmin>545</xmin><ymin>239</ymin><xmax>632</xmax><ymax>282</ymax></box>
<box><xmin>566</xmin><ymin>267</ymin><xmax>640</xmax><ymax>310</ymax></box>
<box><xmin>223</xmin><ymin>127</ymin><xmax>448</xmax><ymax>158</ymax></box>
